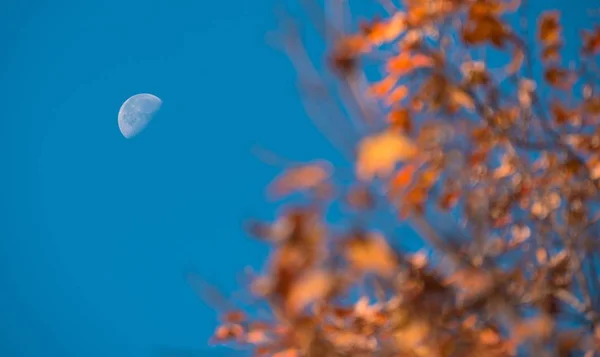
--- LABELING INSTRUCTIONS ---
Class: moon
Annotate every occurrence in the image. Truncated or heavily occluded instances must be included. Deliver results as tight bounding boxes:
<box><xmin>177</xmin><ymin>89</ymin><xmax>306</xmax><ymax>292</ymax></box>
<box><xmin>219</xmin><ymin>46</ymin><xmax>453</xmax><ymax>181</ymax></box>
<box><xmin>118</xmin><ymin>93</ymin><xmax>162</xmax><ymax>138</ymax></box>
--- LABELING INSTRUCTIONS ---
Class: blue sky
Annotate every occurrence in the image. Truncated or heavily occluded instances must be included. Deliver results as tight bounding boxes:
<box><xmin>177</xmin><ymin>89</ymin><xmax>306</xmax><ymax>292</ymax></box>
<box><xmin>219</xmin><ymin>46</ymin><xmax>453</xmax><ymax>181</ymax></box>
<box><xmin>0</xmin><ymin>0</ymin><xmax>597</xmax><ymax>357</ymax></box>
<box><xmin>0</xmin><ymin>0</ymin><xmax>346</xmax><ymax>356</ymax></box>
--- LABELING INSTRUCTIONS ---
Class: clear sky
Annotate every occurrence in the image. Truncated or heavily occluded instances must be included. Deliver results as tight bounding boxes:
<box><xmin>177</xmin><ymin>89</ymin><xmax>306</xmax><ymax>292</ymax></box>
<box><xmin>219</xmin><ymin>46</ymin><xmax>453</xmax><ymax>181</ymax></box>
<box><xmin>0</xmin><ymin>0</ymin><xmax>596</xmax><ymax>357</ymax></box>
<box><xmin>0</xmin><ymin>0</ymin><xmax>346</xmax><ymax>356</ymax></box>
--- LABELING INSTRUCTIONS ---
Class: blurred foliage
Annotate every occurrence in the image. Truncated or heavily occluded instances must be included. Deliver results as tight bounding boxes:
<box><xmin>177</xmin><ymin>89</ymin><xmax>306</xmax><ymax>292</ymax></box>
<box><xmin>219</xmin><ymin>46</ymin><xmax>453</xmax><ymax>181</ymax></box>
<box><xmin>206</xmin><ymin>0</ymin><xmax>600</xmax><ymax>356</ymax></box>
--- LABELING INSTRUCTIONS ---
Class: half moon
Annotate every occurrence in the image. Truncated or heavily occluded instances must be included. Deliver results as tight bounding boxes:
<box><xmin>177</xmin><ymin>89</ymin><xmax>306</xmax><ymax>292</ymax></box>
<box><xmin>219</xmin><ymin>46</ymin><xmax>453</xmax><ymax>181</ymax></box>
<box><xmin>118</xmin><ymin>93</ymin><xmax>162</xmax><ymax>138</ymax></box>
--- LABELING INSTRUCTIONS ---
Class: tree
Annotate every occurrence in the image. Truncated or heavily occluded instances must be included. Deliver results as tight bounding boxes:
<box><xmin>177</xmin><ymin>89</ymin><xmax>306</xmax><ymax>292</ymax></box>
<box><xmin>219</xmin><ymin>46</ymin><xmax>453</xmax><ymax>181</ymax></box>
<box><xmin>207</xmin><ymin>0</ymin><xmax>600</xmax><ymax>356</ymax></box>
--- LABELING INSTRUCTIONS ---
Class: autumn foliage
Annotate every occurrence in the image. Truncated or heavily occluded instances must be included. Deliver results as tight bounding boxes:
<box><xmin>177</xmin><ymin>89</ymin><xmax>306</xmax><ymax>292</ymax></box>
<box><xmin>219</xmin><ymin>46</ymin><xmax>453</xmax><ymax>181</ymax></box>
<box><xmin>207</xmin><ymin>0</ymin><xmax>600</xmax><ymax>356</ymax></box>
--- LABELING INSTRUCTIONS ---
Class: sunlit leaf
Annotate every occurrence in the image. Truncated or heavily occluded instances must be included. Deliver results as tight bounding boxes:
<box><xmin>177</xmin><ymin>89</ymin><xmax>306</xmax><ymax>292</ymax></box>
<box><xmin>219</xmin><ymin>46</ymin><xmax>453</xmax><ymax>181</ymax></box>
<box><xmin>363</xmin><ymin>12</ymin><xmax>407</xmax><ymax>45</ymax></box>
<box><xmin>344</xmin><ymin>232</ymin><xmax>397</xmax><ymax>276</ymax></box>
<box><xmin>387</xmin><ymin>53</ymin><xmax>412</xmax><ymax>75</ymax></box>
<box><xmin>245</xmin><ymin>329</ymin><xmax>269</xmax><ymax>344</ymax></box>
<box><xmin>450</xmin><ymin>87</ymin><xmax>475</xmax><ymax>111</ymax></box>
<box><xmin>586</xmin><ymin>156</ymin><xmax>600</xmax><ymax>180</ymax></box>
<box><xmin>537</xmin><ymin>248</ymin><xmax>548</xmax><ymax>264</ymax></box>
<box><xmin>386</xmin><ymin>53</ymin><xmax>433</xmax><ymax>76</ymax></box>
<box><xmin>399</xmin><ymin>30</ymin><xmax>423</xmax><ymax>51</ymax></box>
<box><xmin>408</xmin><ymin>250</ymin><xmax>428</xmax><ymax>269</ymax></box>
<box><xmin>356</xmin><ymin>130</ymin><xmax>418</xmax><ymax>181</ymax></box>
<box><xmin>392</xmin><ymin>316</ymin><xmax>430</xmax><ymax>351</ymax></box>
<box><xmin>287</xmin><ymin>270</ymin><xmax>332</xmax><ymax>315</ymax></box>
<box><xmin>479</xmin><ymin>328</ymin><xmax>501</xmax><ymax>345</ymax></box>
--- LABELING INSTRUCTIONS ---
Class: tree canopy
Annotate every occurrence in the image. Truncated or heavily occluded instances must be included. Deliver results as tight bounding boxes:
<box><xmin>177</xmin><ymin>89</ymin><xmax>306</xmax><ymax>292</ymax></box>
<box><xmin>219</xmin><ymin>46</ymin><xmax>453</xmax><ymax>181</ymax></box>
<box><xmin>207</xmin><ymin>0</ymin><xmax>600</xmax><ymax>356</ymax></box>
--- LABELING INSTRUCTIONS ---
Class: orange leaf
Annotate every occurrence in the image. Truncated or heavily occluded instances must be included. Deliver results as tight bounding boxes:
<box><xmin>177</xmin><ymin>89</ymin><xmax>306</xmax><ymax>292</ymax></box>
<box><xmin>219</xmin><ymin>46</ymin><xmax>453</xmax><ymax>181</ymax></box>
<box><xmin>406</xmin><ymin>4</ymin><xmax>429</xmax><ymax>26</ymax></box>
<box><xmin>448</xmin><ymin>269</ymin><xmax>493</xmax><ymax>298</ymax></box>
<box><xmin>268</xmin><ymin>160</ymin><xmax>332</xmax><ymax>198</ymax></box>
<box><xmin>344</xmin><ymin>232</ymin><xmax>397</xmax><ymax>276</ymax></box>
<box><xmin>387</xmin><ymin>108</ymin><xmax>412</xmax><ymax>133</ymax></box>
<box><xmin>469</xmin><ymin>1</ymin><xmax>503</xmax><ymax>17</ymax></box>
<box><xmin>538</xmin><ymin>11</ymin><xmax>561</xmax><ymax>45</ymax></box>
<box><xmin>551</xmin><ymin>102</ymin><xmax>578</xmax><ymax>124</ymax></box>
<box><xmin>439</xmin><ymin>190</ymin><xmax>460</xmax><ymax>210</ymax></box>
<box><xmin>463</xmin><ymin>315</ymin><xmax>478</xmax><ymax>329</ymax></box>
<box><xmin>212</xmin><ymin>324</ymin><xmax>244</xmax><ymax>342</ymax></box>
<box><xmin>387</xmin><ymin>53</ymin><xmax>432</xmax><ymax>75</ymax></box>
<box><xmin>584</xmin><ymin>96</ymin><xmax>600</xmax><ymax>116</ymax></box>
<box><xmin>544</xmin><ymin>67</ymin><xmax>574</xmax><ymax>90</ymax></box>
<box><xmin>506</xmin><ymin>47</ymin><xmax>524</xmax><ymax>75</ymax></box>
<box><xmin>272</xmin><ymin>349</ymin><xmax>299</xmax><ymax>357</ymax></box>
<box><xmin>536</xmin><ymin>248</ymin><xmax>548</xmax><ymax>264</ymax></box>
<box><xmin>542</xmin><ymin>43</ymin><xmax>562</xmax><ymax>62</ymax></box>
<box><xmin>450</xmin><ymin>88</ymin><xmax>475</xmax><ymax>111</ymax></box>
<box><xmin>469</xmin><ymin>149</ymin><xmax>489</xmax><ymax>165</ymax></box>
<box><xmin>356</xmin><ymin>130</ymin><xmax>418</xmax><ymax>181</ymax></box>
<box><xmin>419</xmin><ymin>168</ymin><xmax>440</xmax><ymax>187</ymax></box>
<box><xmin>511</xmin><ymin>315</ymin><xmax>554</xmax><ymax>346</ymax></box>
<box><xmin>511</xmin><ymin>224</ymin><xmax>531</xmax><ymax>244</ymax></box>
<box><xmin>518</xmin><ymin>78</ymin><xmax>536</xmax><ymax>107</ymax></box>
<box><xmin>390</xmin><ymin>163</ymin><xmax>417</xmax><ymax>192</ymax></box>
<box><xmin>338</xmin><ymin>34</ymin><xmax>370</xmax><ymax>55</ymax></box>
<box><xmin>586</xmin><ymin>156</ymin><xmax>600</xmax><ymax>180</ymax></box>
<box><xmin>408</xmin><ymin>250</ymin><xmax>428</xmax><ymax>269</ymax></box>
<box><xmin>400</xmin><ymin>186</ymin><xmax>427</xmax><ymax>217</ymax></box>
<box><xmin>582</xmin><ymin>26</ymin><xmax>600</xmax><ymax>55</ymax></box>
<box><xmin>245</xmin><ymin>329</ymin><xmax>268</xmax><ymax>344</ymax></box>
<box><xmin>387</xmin><ymin>53</ymin><xmax>413</xmax><ymax>75</ymax></box>
<box><xmin>411</xmin><ymin>54</ymin><xmax>435</xmax><ymax>69</ymax></box>
<box><xmin>480</xmin><ymin>328</ymin><xmax>501</xmax><ymax>345</ymax></box>
<box><xmin>286</xmin><ymin>270</ymin><xmax>332</xmax><ymax>315</ymax></box>
<box><xmin>369</xmin><ymin>76</ymin><xmax>397</xmax><ymax>98</ymax></box>
<box><xmin>410</xmin><ymin>96</ymin><xmax>424</xmax><ymax>111</ymax></box>
<box><xmin>399</xmin><ymin>30</ymin><xmax>422</xmax><ymax>51</ymax></box>
<box><xmin>462</xmin><ymin>60</ymin><xmax>489</xmax><ymax>85</ymax></box>
<box><xmin>384</xmin><ymin>12</ymin><xmax>408</xmax><ymax>42</ymax></box>
<box><xmin>463</xmin><ymin>16</ymin><xmax>507</xmax><ymax>47</ymax></box>
<box><xmin>365</xmin><ymin>12</ymin><xmax>407</xmax><ymax>45</ymax></box>
<box><xmin>385</xmin><ymin>85</ymin><xmax>409</xmax><ymax>106</ymax></box>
